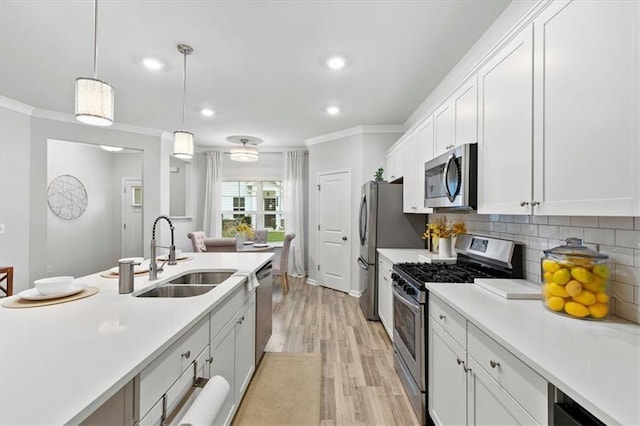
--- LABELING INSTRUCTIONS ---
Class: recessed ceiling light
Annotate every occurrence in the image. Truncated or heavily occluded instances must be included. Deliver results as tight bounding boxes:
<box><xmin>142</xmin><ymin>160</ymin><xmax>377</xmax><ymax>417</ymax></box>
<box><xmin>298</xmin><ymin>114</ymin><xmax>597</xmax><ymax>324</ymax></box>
<box><xmin>142</xmin><ymin>57</ymin><xmax>164</xmax><ymax>71</ymax></box>
<box><xmin>326</xmin><ymin>106</ymin><xmax>340</xmax><ymax>115</ymax></box>
<box><xmin>100</xmin><ymin>145</ymin><xmax>123</xmax><ymax>152</ymax></box>
<box><xmin>327</xmin><ymin>56</ymin><xmax>346</xmax><ymax>70</ymax></box>
<box><xmin>201</xmin><ymin>108</ymin><xmax>216</xmax><ymax>117</ymax></box>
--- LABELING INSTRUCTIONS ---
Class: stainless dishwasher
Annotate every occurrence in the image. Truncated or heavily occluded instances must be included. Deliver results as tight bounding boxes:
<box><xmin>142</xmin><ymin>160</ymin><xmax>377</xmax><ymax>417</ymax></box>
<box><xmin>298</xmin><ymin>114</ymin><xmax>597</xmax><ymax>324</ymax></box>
<box><xmin>255</xmin><ymin>261</ymin><xmax>273</xmax><ymax>365</ymax></box>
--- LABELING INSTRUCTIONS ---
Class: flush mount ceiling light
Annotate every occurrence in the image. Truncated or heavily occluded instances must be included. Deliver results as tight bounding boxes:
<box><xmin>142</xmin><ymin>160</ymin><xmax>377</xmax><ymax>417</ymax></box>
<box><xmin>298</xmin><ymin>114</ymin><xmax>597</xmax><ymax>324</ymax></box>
<box><xmin>173</xmin><ymin>44</ymin><xmax>195</xmax><ymax>160</ymax></box>
<box><xmin>143</xmin><ymin>57</ymin><xmax>164</xmax><ymax>71</ymax></box>
<box><xmin>326</xmin><ymin>106</ymin><xmax>340</xmax><ymax>115</ymax></box>
<box><xmin>227</xmin><ymin>135</ymin><xmax>262</xmax><ymax>162</ymax></box>
<box><xmin>75</xmin><ymin>0</ymin><xmax>114</xmax><ymax>127</ymax></box>
<box><xmin>326</xmin><ymin>56</ymin><xmax>346</xmax><ymax>70</ymax></box>
<box><xmin>201</xmin><ymin>108</ymin><xmax>215</xmax><ymax>117</ymax></box>
<box><xmin>99</xmin><ymin>145</ymin><xmax>123</xmax><ymax>152</ymax></box>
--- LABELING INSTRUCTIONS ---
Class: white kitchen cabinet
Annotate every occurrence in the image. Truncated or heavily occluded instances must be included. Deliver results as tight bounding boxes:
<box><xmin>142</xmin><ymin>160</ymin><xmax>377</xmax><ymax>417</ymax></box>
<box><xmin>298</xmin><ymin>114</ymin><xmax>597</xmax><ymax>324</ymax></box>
<box><xmin>434</xmin><ymin>101</ymin><xmax>454</xmax><ymax>157</ymax></box>
<box><xmin>452</xmin><ymin>76</ymin><xmax>478</xmax><ymax>147</ymax></box>
<box><xmin>377</xmin><ymin>254</ymin><xmax>394</xmax><ymax>340</ymax></box>
<box><xmin>477</xmin><ymin>24</ymin><xmax>534</xmax><ymax>215</ymax></box>
<box><xmin>428</xmin><ymin>294</ymin><xmax>547</xmax><ymax>426</ymax></box>
<box><xmin>209</xmin><ymin>293</ymin><xmax>256</xmax><ymax>426</ymax></box>
<box><xmin>416</xmin><ymin>116</ymin><xmax>434</xmax><ymax>213</ymax></box>
<box><xmin>531</xmin><ymin>0</ymin><xmax>640</xmax><ymax>216</ymax></box>
<box><xmin>402</xmin><ymin>132</ymin><xmax>419</xmax><ymax>213</ymax></box>
<box><xmin>428</xmin><ymin>317</ymin><xmax>467</xmax><ymax>426</ymax></box>
<box><xmin>234</xmin><ymin>295</ymin><xmax>256</xmax><ymax>403</ymax></box>
<box><xmin>386</xmin><ymin>138</ymin><xmax>407</xmax><ymax>183</ymax></box>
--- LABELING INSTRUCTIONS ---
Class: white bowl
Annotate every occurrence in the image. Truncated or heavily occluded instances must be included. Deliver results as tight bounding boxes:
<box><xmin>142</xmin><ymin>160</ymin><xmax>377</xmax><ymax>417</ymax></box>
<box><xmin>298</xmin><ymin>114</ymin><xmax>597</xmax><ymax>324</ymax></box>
<box><xmin>34</xmin><ymin>276</ymin><xmax>74</xmax><ymax>295</ymax></box>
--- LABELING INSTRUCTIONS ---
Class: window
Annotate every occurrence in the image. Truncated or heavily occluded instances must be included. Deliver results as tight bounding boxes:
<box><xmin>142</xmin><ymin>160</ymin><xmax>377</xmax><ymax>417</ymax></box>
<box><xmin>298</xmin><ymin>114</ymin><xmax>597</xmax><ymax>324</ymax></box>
<box><xmin>221</xmin><ymin>180</ymin><xmax>284</xmax><ymax>242</ymax></box>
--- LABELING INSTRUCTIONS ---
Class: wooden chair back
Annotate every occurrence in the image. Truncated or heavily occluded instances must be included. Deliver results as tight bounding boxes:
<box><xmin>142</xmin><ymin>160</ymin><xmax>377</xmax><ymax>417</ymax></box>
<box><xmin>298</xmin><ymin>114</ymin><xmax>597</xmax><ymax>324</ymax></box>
<box><xmin>0</xmin><ymin>266</ymin><xmax>14</xmax><ymax>297</ymax></box>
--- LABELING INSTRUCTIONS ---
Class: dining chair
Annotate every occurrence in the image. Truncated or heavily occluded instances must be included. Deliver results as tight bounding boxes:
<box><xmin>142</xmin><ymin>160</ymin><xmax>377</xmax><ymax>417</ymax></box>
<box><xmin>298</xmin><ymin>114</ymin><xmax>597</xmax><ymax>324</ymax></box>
<box><xmin>273</xmin><ymin>233</ymin><xmax>295</xmax><ymax>294</ymax></box>
<box><xmin>0</xmin><ymin>266</ymin><xmax>14</xmax><ymax>298</ymax></box>
<box><xmin>254</xmin><ymin>229</ymin><xmax>268</xmax><ymax>244</ymax></box>
<box><xmin>187</xmin><ymin>232</ymin><xmax>237</xmax><ymax>252</ymax></box>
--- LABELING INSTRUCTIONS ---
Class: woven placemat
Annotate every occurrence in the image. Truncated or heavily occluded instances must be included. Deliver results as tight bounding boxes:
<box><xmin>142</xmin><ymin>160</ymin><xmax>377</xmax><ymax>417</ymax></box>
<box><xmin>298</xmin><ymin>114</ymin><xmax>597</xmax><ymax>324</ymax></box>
<box><xmin>2</xmin><ymin>286</ymin><xmax>100</xmax><ymax>309</ymax></box>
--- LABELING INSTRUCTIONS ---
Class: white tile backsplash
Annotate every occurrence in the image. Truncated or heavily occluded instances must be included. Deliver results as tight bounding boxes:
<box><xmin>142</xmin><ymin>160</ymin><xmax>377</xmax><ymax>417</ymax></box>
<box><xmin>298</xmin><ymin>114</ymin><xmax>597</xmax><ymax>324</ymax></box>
<box><xmin>430</xmin><ymin>213</ymin><xmax>640</xmax><ymax>324</ymax></box>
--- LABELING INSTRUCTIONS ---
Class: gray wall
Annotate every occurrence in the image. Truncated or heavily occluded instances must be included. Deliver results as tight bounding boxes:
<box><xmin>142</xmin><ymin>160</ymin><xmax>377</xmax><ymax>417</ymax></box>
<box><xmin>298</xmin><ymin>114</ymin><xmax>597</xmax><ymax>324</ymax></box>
<box><xmin>0</xmin><ymin>104</ymin><xmax>168</xmax><ymax>293</ymax></box>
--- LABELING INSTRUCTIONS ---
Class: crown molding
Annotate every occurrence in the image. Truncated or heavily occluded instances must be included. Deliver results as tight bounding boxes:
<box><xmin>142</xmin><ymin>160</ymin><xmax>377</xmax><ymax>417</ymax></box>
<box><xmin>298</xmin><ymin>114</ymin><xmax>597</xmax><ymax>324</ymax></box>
<box><xmin>1</xmin><ymin>95</ymin><xmax>164</xmax><ymax>138</ymax></box>
<box><xmin>304</xmin><ymin>124</ymin><xmax>405</xmax><ymax>147</ymax></box>
<box><xmin>0</xmin><ymin>95</ymin><xmax>35</xmax><ymax>116</ymax></box>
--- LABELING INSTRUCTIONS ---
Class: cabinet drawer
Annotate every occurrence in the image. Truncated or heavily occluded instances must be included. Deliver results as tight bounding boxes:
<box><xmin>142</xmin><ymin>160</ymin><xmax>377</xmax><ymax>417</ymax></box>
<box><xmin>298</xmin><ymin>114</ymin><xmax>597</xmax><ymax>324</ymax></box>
<box><xmin>468</xmin><ymin>323</ymin><xmax>547</xmax><ymax>423</ymax></box>
<box><xmin>429</xmin><ymin>294</ymin><xmax>466</xmax><ymax>349</ymax></box>
<box><xmin>210</xmin><ymin>282</ymin><xmax>249</xmax><ymax>340</ymax></box>
<box><xmin>139</xmin><ymin>317</ymin><xmax>209</xmax><ymax>418</ymax></box>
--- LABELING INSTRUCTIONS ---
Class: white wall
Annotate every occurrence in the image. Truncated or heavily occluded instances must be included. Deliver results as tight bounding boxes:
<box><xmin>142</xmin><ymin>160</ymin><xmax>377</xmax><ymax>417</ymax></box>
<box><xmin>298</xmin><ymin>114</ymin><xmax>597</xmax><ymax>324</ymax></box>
<box><xmin>169</xmin><ymin>157</ymin><xmax>186</xmax><ymax>217</ymax></box>
<box><xmin>307</xmin><ymin>131</ymin><xmax>399</xmax><ymax>294</ymax></box>
<box><xmin>0</xmin><ymin>106</ymin><xmax>31</xmax><ymax>292</ymax></box>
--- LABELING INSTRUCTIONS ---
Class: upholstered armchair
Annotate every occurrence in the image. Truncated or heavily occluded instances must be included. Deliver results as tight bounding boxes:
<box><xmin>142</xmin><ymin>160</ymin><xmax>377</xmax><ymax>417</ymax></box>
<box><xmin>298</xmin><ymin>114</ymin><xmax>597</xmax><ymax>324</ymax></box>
<box><xmin>187</xmin><ymin>232</ymin><xmax>237</xmax><ymax>252</ymax></box>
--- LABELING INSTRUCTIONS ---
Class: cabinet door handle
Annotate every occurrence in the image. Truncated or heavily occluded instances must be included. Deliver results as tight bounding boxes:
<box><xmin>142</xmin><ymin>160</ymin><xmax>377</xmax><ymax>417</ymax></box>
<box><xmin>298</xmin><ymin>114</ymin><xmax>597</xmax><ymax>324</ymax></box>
<box><xmin>439</xmin><ymin>314</ymin><xmax>446</xmax><ymax>320</ymax></box>
<box><xmin>490</xmin><ymin>360</ymin><xmax>500</xmax><ymax>368</ymax></box>
<box><xmin>446</xmin><ymin>145</ymin><xmax>454</xmax><ymax>150</ymax></box>
<box><xmin>181</xmin><ymin>350</ymin><xmax>191</xmax><ymax>359</ymax></box>
<box><xmin>463</xmin><ymin>365</ymin><xmax>471</xmax><ymax>373</ymax></box>
<box><xmin>456</xmin><ymin>358</ymin><xmax>463</xmax><ymax>365</ymax></box>
<box><xmin>207</xmin><ymin>357</ymin><xmax>213</xmax><ymax>363</ymax></box>
<box><xmin>530</xmin><ymin>200</ymin><xmax>540</xmax><ymax>207</ymax></box>
<box><xmin>520</xmin><ymin>201</ymin><xmax>529</xmax><ymax>206</ymax></box>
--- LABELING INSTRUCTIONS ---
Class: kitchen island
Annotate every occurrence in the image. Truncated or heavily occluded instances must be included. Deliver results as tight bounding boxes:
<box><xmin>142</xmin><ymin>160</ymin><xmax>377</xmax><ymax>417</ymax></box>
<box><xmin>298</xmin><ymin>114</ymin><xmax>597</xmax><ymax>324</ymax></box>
<box><xmin>0</xmin><ymin>252</ymin><xmax>273</xmax><ymax>425</ymax></box>
<box><xmin>427</xmin><ymin>282</ymin><xmax>640</xmax><ymax>426</ymax></box>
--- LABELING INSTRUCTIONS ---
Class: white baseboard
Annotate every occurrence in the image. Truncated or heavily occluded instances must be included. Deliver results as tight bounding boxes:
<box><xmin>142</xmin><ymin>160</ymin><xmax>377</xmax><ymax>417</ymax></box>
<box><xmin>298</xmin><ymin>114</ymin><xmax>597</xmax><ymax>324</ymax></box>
<box><xmin>306</xmin><ymin>278</ymin><xmax>319</xmax><ymax>286</ymax></box>
<box><xmin>349</xmin><ymin>289</ymin><xmax>363</xmax><ymax>298</ymax></box>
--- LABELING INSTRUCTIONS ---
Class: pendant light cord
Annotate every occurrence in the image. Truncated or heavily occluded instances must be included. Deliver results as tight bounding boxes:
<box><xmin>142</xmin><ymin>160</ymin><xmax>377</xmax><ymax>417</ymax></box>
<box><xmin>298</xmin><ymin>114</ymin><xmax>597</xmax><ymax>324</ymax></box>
<box><xmin>182</xmin><ymin>50</ymin><xmax>187</xmax><ymax>130</ymax></box>
<box><xmin>93</xmin><ymin>0</ymin><xmax>98</xmax><ymax>79</ymax></box>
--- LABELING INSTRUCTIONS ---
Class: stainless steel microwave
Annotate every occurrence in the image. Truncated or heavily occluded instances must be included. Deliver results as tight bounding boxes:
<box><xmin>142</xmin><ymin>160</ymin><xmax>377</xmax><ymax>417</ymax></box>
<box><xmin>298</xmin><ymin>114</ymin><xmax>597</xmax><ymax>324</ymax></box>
<box><xmin>424</xmin><ymin>143</ymin><xmax>477</xmax><ymax>210</ymax></box>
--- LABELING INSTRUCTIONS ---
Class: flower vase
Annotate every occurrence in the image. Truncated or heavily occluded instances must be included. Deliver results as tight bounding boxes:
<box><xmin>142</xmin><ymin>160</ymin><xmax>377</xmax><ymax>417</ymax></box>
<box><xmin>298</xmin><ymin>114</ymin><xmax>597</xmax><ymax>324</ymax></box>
<box><xmin>439</xmin><ymin>237</ymin><xmax>452</xmax><ymax>258</ymax></box>
<box><xmin>235</xmin><ymin>232</ymin><xmax>244</xmax><ymax>250</ymax></box>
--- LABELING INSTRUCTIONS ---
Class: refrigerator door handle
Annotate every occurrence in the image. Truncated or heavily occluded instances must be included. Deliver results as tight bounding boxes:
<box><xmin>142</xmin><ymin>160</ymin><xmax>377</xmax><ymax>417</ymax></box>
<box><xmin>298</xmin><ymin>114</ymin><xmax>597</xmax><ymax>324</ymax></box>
<box><xmin>357</xmin><ymin>256</ymin><xmax>369</xmax><ymax>270</ymax></box>
<box><xmin>359</xmin><ymin>193</ymin><xmax>367</xmax><ymax>246</ymax></box>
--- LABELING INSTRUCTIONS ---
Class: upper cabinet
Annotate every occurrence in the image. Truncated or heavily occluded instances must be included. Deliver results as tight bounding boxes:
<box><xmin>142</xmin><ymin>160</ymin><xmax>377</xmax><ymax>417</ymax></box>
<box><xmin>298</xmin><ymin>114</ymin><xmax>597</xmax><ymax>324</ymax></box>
<box><xmin>403</xmin><ymin>117</ymin><xmax>435</xmax><ymax>214</ymax></box>
<box><xmin>531</xmin><ymin>0</ymin><xmax>640</xmax><ymax>216</ymax></box>
<box><xmin>386</xmin><ymin>139</ymin><xmax>406</xmax><ymax>183</ymax></box>
<box><xmin>480</xmin><ymin>0</ymin><xmax>640</xmax><ymax>216</ymax></box>
<box><xmin>477</xmin><ymin>25</ymin><xmax>534</xmax><ymax>215</ymax></box>
<box><xmin>434</xmin><ymin>76</ymin><xmax>479</xmax><ymax>157</ymax></box>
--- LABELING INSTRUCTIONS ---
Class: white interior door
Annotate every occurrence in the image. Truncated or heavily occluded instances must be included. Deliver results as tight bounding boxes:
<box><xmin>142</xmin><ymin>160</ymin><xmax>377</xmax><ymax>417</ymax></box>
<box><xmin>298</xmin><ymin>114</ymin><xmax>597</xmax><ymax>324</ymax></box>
<box><xmin>318</xmin><ymin>170</ymin><xmax>351</xmax><ymax>293</ymax></box>
<box><xmin>122</xmin><ymin>178</ymin><xmax>143</xmax><ymax>257</ymax></box>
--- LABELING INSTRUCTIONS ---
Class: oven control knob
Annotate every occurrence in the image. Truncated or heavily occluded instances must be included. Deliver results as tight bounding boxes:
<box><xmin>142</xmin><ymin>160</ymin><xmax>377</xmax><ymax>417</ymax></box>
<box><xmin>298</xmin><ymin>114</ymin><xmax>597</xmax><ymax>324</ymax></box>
<box><xmin>406</xmin><ymin>287</ymin><xmax>416</xmax><ymax>296</ymax></box>
<box><xmin>391</xmin><ymin>273</ymin><xmax>398</xmax><ymax>281</ymax></box>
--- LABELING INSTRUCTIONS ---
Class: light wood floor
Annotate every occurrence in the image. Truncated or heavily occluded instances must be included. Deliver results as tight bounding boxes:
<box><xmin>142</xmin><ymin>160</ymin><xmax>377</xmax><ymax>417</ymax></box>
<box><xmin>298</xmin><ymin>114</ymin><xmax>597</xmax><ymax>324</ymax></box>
<box><xmin>265</xmin><ymin>277</ymin><xmax>421</xmax><ymax>426</ymax></box>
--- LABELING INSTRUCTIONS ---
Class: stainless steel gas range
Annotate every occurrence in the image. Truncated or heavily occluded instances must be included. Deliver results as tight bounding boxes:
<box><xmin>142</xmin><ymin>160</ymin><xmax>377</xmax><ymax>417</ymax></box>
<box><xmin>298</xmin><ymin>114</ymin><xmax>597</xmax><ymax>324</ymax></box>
<box><xmin>391</xmin><ymin>234</ymin><xmax>524</xmax><ymax>425</ymax></box>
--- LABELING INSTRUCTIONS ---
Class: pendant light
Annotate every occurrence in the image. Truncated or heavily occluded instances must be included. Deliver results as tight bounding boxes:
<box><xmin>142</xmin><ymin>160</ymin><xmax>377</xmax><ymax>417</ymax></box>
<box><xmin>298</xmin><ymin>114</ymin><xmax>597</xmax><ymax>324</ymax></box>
<box><xmin>75</xmin><ymin>0</ymin><xmax>114</xmax><ymax>126</ymax></box>
<box><xmin>173</xmin><ymin>44</ymin><xmax>195</xmax><ymax>159</ymax></box>
<box><xmin>230</xmin><ymin>139</ymin><xmax>259</xmax><ymax>162</ymax></box>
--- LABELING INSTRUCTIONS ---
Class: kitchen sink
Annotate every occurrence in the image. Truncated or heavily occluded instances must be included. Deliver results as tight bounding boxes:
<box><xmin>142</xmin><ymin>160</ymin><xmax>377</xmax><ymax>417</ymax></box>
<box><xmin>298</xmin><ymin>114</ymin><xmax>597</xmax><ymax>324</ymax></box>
<box><xmin>135</xmin><ymin>270</ymin><xmax>237</xmax><ymax>298</ymax></box>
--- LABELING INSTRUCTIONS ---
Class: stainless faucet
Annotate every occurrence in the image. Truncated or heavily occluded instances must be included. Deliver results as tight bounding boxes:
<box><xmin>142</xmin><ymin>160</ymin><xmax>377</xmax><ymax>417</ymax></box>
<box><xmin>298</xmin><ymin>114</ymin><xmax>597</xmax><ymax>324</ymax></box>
<box><xmin>149</xmin><ymin>215</ymin><xmax>177</xmax><ymax>280</ymax></box>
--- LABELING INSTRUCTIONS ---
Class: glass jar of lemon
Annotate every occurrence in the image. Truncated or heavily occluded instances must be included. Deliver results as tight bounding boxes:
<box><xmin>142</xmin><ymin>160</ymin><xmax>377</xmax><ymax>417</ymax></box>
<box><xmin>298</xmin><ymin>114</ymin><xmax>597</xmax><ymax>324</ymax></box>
<box><xmin>541</xmin><ymin>238</ymin><xmax>610</xmax><ymax>320</ymax></box>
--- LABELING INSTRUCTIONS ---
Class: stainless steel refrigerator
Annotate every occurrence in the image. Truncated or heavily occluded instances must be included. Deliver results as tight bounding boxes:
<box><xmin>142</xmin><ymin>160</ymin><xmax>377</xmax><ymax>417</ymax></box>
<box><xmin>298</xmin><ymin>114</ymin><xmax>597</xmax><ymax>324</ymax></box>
<box><xmin>358</xmin><ymin>181</ymin><xmax>426</xmax><ymax>320</ymax></box>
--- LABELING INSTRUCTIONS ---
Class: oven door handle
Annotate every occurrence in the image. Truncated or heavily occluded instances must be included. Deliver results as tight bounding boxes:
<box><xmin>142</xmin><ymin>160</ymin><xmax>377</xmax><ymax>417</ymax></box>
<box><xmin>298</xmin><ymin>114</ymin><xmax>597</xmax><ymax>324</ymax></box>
<box><xmin>392</xmin><ymin>287</ymin><xmax>420</xmax><ymax>313</ymax></box>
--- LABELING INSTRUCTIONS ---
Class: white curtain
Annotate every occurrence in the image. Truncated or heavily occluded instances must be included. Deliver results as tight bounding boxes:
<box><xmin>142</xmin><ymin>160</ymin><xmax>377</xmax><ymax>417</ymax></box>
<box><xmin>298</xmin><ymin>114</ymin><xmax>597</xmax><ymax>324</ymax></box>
<box><xmin>203</xmin><ymin>151</ymin><xmax>223</xmax><ymax>237</ymax></box>
<box><xmin>284</xmin><ymin>151</ymin><xmax>306</xmax><ymax>277</ymax></box>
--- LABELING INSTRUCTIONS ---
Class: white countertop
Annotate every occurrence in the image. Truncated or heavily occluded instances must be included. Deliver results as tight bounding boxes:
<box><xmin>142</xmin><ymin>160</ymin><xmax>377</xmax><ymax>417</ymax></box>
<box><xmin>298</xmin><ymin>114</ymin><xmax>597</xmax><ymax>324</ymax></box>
<box><xmin>427</xmin><ymin>283</ymin><xmax>640</xmax><ymax>426</ymax></box>
<box><xmin>377</xmin><ymin>248</ymin><xmax>456</xmax><ymax>264</ymax></box>
<box><xmin>0</xmin><ymin>252</ymin><xmax>274</xmax><ymax>425</ymax></box>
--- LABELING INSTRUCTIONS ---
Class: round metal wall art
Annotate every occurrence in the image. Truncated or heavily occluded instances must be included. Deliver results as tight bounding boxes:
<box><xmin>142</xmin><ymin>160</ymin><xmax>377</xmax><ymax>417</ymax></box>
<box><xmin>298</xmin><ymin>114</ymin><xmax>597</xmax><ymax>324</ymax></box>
<box><xmin>47</xmin><ymin>174</ymin><xmax>88</xmax><ymax>220</ymax></box>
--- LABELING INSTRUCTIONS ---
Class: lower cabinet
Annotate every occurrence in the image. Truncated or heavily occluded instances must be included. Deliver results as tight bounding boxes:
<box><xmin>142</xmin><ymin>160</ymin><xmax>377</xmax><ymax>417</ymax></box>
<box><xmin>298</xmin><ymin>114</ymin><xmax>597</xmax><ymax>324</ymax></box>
<box><xmin>428</xmin><ymin>294</ymin><xmax>547</xmax><ymax>425</ymax></box>
<box><xmin>377</xmin><ymin>255</ymin><xmax>393</xmax><ymax>340</ymax></box>
<box><xmin>136</xmin><ymin>285</ymin><xmax>256</xmax><ymax>426</ymax></box>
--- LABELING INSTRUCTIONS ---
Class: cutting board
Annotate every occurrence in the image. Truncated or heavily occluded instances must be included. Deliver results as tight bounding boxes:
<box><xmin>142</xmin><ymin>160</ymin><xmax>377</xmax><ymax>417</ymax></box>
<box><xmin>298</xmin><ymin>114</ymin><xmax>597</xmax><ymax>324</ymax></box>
<box><xmin>474</xmin><ymin>278</ymin><xmax>541</xmax><ymax>300</ymax></box>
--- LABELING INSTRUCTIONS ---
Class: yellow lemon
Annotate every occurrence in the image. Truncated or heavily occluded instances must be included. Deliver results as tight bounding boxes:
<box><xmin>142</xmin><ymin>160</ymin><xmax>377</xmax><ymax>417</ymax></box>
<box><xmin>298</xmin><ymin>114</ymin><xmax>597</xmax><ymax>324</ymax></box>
<box><xmin>543</xmin><ymin>271</ymin><xmax>554</xmax><ymax>283</ymax></box>
<box><xmin>549</xmin><ymin>282</ymin><xmax>570</xmax><ymax>298</ymax></box>
<box><xmin>584</xmin><ymin>275</ymin><xmax>606</xmax><ymax>293</ymax></box>
<box><xmin>588</xmin><ymin>303</ymin><xmax>608</xmax><ymax>319</ymax></box>
<box><xmin>572</xmin><ymin>290</ymin><xmax>596</xmax><ymax>306</ymax></box>
<box><xmin>542</xmin><ymin>283</ymin><xmax>551</xmax><ymax>299</ymax></box>
<box><xmin>592</xmin><ymin>264</ymin><xmax>609</xmax><ymax>279</ymax></box>
<box><xmin>565</xmin><ymin>302</ymin><xmax>590</xmax><ymax>318</ymax></box>
<box><xmin>565</xmin><ymin>280</ymin><xmax>583</xmax><ymax>297</ymax></box>
<box><xmin>553</xmin><ymin>269</ymin><xmax>571</xmax><ymax>285</ymax></box>
<box><xmin>542</xmin><ymin>260</ymin><xmax>560</xmax><ymax>273</ymax></box>
<box><xmin>546</xmin><ymin>296</ymin><xmax>565</xmax><ymax>312</ymax></box>
<box><xmin>571</xmin><ymin>267</ymin><xmax>593</xmax><ymax>284</ymax></box>
<box><xmin>595</xmin><ymin>291</ymin><xmax>609</xmax><ymax>304</ymax></box>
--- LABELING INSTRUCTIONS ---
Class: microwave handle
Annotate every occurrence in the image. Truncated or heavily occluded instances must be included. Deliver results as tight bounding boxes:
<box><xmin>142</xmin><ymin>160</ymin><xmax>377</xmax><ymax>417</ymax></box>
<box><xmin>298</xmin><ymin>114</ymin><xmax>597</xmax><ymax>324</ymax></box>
<box><xmin>442</xmin><ymin>153</ymin><xmax>456</xmax><ymax>203</ymax></box>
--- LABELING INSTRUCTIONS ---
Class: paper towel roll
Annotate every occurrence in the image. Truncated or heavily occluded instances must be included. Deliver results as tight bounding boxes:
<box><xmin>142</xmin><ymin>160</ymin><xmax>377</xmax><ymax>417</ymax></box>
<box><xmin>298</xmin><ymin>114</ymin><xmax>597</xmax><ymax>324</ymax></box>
<box><xmin>179</xmin><ymin>375</ymin><xmax>230</xmax><ymax>426</ymax></box>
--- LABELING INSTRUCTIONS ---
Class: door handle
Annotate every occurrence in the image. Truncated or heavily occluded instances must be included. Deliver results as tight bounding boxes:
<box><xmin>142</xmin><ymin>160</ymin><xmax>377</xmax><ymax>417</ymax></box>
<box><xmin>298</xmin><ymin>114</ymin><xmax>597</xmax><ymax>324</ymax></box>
<box><xmin>342</xmin><ymin>236</ymin><xmax>348</xmax><ymax>241</ymax></box>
